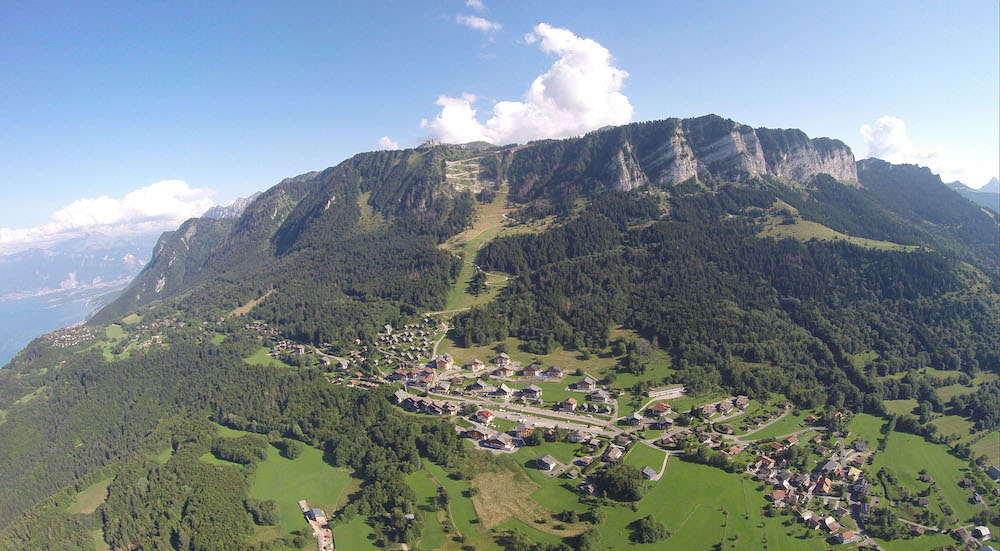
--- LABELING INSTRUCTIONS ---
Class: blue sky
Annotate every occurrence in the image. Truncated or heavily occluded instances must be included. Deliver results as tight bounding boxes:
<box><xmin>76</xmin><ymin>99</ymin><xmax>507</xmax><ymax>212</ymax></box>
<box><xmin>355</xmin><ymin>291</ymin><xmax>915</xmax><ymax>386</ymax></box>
<box><xmin>1</xmin><ymin>1</ymin><xmax>997</xmax><ymax>252</ymax></box>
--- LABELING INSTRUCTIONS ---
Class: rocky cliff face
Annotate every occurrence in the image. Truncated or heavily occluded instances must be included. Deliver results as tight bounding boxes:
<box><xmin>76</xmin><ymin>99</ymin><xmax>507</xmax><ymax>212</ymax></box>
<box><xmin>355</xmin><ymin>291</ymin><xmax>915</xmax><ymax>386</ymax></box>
<box><xmin>612</xmin><ymin>116</ymin><xmax>856</xmax><ymax>189</ymax></box>
<box><xmin>638</xmin><ymin>116</ymin><xmax>856</xmax><ymax>185</ymax></box>
<box><xmin>202</xmin><ymin>192</ymin><xmax>263</xmax><ymax>220</ymax></box>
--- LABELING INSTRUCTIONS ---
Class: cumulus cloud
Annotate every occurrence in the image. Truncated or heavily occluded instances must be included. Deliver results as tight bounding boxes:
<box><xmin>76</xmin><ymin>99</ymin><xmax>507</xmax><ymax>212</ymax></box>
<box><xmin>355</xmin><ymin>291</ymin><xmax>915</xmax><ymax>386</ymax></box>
<box><xmin>456</xmin><ymin>14</ymin><xmax>501</xmax><ymax>34</ymax></box>
<box><xmin>377</xmin><ymin>136</ymin><xmax>401</xmax><ymax>150</ymax></box>
<box><xmin>860</xmin><ymin>115</ymin><xmax>997</xmax><ymax>187</ymax></box>
<box><xmin>0</xmin><ymin>180</ymin><xmax>215</xmax><ymax>254</ymax></box>
<box><xmin>422</xmin><ymin>23</ymin><xmax>633</xmax><ymax>145</ymax></box>
<box><xmin>465</xmin><ymin>0</ymin><xmax>486</xmax><ymax>11</ymax></box>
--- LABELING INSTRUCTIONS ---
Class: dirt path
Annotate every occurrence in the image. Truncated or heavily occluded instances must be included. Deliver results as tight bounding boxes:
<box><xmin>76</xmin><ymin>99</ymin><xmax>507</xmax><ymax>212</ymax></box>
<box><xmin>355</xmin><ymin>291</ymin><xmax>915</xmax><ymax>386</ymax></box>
<box><xmin>430</xmin><ymin>323</ymin><xmax>449</xmax><ymax>359</ymax></box>
<box><xmin>426</xmin><ymin>469</ymin><xmax>462</xmax><ymax>540</ymax></box>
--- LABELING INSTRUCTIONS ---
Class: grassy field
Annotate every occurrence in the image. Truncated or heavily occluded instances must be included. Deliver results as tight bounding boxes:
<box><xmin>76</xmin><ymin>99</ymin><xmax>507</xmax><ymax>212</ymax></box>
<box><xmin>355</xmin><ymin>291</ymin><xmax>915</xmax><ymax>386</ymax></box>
<box><xmin>883</xmin><ymin>399</ymin><xmax>918</xmax><ymax>416</ymax></box>
<box><xmin>105</xmin><ymin>324</ymin><xmax>125</xmax><ymax>340</ymax></box>
<box><xmin>740</xmin><ymin>409</ymin><xmax>814</xmax><ymax>441</ymax></box>
<box><xmin>89</xmin><ymin>530</ymin><xmax>111</xmax><ymax>551</ymax></box>
<box><xmin>244</xmin><ymin>346</ymin><xmax>292</xmax><ymax>368</ymax></box>
<box><xmin>67</xmin><ymin>478</ymin><xmax>112</xmax><ymax>514</ymax></box>
<box><xmin>597</xmin><ymin>459</ymin><xmax>836</xmax><ymax>550</ymax></box>
<box><xmin>937</xmin><ymin>372</ymin><xmax>998</xmax><ymax>401</ymax></box>
<box><xmin>121</xmin><ymin>313</ymin><xmax>143</xmax><ymax>325</ymax></box>
<box><xmin>515</xmin><ymin>439</ymin><xmax>589</xmax><ymax>465</ymax></box>
<box><xmin>623</xmin><ymin>443</ymin><xmax>667</xmax><ymax>475</ymax></box>
<box><xmin>870</xmin><ymin>430</ymin><xmax>986</xmax><ymax>524</ymax></box>
<box><xmin>971</xmin><ymin>431</ymin><xmax>999</xmax><ymax>465</ymax></box>
<box><xmin>332</xmin><ymin>516</ymin><xmax>378</xmax><ymax>550</ymax></box>
<box><xmin>230</xmin><ymin>289</ymin><xmax>274</xmax><ymax>317</ymax></box>
<box><xmin>424</xmin><ymin>461</ymin><xmax>498</xmax><ymax>550</ymax></box>
<box><xmin>846</xmin><ymin>413</ymin><xmax>887</xmax><ymax>444</ymax></box>
<box><xmin>930</xmin><ymin>414</ymin><xmax>975</xmax><ymax>440</ymax></box>
<box><xmin>210</xmin><ymin>334</ymin><xmax>226</xmax><ymax>345</ymax></box>
<box><xmin>249</xmin><ymin>443</ymin><xmax>353</xmax><ymax>539</ymax></box>
<box><xmin>153</xmin><ymin>447</ymin><xmax>174</xmax><ymax>465</ymax></box>
<box><xmin>875</xmin><ymin>531</ymin><xmax>957</xmax><ymax>551</ymax></box>
<box><xmin>407</xmin><ymin>470</ymin><xmax>448</xmax><ymax>550</ymax></box>
<box><xmin>758</xmin><ymin>200</ymin><xmax>916</xmax><ymax>252</ymax></box>
<box><xmin>438</xmin><ymin>189</ymin><xmax>516</xmax><ymax>312</ymax></box>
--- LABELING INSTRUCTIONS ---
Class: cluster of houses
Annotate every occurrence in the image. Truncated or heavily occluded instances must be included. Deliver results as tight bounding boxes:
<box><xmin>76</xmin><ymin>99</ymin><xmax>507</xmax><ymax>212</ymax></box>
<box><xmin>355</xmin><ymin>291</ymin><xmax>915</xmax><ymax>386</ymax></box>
<box><xmin>392</xmin><ymin>389</ymin><xmax>461</xmax><ymax>416</ymax></box>
<box><xmin>242</xmin><ymin>320</ymin><xmax>278</xmax><ymax>336</ymax></box>
<box><xmin>557</xmin><ymin>397</ymin><xmax>613</xmax><ymax>414</ymax></box>
<box><xmin>696</xmin><ymin>395</ymin><xmax>751</xmax><ymax>418</ymax></box>
<box><xmin>374</xmin><ymin>319</ymin><xmax>440</xmax><ymax>367</ymax></box>
<box><xmin>45</xmin><ymin>326</ymin><xmax>97</xmax><ymax>348</ymax></box>
<box><xmin>387</xmin><ymin>366</ymin><xmax>436</xmax><ymax>388</ymax></box>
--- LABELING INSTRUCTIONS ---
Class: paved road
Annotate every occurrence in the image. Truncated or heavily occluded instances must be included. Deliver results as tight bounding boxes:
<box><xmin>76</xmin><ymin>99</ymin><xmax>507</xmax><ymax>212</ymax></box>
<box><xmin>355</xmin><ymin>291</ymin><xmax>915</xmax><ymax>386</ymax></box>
<box><xmin>428</xmin><ymin>391</ymin><xmax>622</xmax><ymax>433</ymax></box>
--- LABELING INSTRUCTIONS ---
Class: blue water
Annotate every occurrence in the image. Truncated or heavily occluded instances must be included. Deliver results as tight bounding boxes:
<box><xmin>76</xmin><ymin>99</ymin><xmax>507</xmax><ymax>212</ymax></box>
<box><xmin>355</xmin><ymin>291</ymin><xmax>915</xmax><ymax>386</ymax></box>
<box><xmin>0</xmin><ymin>297</ymin><xmax>97</xmax><ymax>367</ymax></box>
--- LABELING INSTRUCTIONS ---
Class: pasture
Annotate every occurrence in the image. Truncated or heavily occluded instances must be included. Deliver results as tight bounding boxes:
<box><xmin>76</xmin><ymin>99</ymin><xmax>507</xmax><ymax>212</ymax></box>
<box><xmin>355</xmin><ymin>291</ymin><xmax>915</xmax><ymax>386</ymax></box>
<box><xmin>67</xmin><ymin>478</ymin><xmax>112</xmax><ymax>515</ymax></box>
<box><xmin>623</xmin><ymin>443</ymin><xmax>667</xmax><ymax>476</ymax></box>
<box><xmin>870</xmin><ymin>430</ymin><xmax>986</xmax><ymax>524</ymax></box>
<box><xmin>243</xmin><ymin>346</ymin><xmax>292</xmax><ymax>368</ymax></box>
<box><xmin>248</xmin><ymin>442</ymin><xmax>353</xmax><ymax>539</ymax></box>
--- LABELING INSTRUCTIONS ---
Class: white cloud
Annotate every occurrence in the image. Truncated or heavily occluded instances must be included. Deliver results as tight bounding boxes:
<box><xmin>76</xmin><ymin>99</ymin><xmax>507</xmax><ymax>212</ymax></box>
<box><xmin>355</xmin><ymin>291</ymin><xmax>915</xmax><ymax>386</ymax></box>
<box><xmin>377</xmin><ymin>136</ymin><xmax>401</xmax><ymax>150</ymax></box>
<box><xmin>0</xmin><ymin>180</ymin><xmax>215</xmax><ymax>254</ymax></box>
<box><xmin>422</xmin><ymin>23</ymin><xmax>633</xmax><ymax>145</ymax></box>
<box><xmin>860</xmin><ymin>115</ymin><xmax>998</xmax><ymax>187</ymax></box>
<box><xmin>456</xmin><ymin>14</ymin><xmax>501</xmax><ymax>34</ymax></box>
<box><xmin>465</xmin><ymin>0</ymin><xmax>486</xmax><ymax>11</ymax></box>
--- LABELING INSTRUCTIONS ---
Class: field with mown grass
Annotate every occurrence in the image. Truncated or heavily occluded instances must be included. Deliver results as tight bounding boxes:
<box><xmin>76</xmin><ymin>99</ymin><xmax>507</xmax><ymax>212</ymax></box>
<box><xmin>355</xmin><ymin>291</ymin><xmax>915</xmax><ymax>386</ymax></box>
<box><xmin>869</xmin><ymin>430</ymin><xmax>987</xmax><ymax>524</ymax></box>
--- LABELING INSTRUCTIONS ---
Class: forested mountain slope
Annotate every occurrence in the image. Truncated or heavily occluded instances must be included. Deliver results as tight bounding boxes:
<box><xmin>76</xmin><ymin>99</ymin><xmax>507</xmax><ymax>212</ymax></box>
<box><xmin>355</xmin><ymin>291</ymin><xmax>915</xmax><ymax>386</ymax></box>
<box><xmin>0</xmin><ymin>115</ymin><xmax>997</xmax><ymax>550</ymax></box>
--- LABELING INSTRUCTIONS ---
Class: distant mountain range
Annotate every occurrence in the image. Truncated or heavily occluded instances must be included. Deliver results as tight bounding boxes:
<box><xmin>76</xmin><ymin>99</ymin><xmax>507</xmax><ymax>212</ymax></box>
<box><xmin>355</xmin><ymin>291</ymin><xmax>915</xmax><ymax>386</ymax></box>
<box><xmin>946</xmin><ymin>177</ymin><xmax>999</xmax><ymax>213</ymax></box>
<box><xmin>202</xmin><ymin>192</ymin><xmax>263</xmax><ymax>219</ymax></box>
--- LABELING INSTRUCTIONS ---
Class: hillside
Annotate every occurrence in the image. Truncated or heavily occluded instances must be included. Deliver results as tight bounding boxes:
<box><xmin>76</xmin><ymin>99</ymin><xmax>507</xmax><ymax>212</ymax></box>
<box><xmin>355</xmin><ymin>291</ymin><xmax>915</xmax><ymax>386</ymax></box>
<box><xmin>1</xmin><ymin>115</ymin><xmax>998</xmax><ymax>550</ymax></box>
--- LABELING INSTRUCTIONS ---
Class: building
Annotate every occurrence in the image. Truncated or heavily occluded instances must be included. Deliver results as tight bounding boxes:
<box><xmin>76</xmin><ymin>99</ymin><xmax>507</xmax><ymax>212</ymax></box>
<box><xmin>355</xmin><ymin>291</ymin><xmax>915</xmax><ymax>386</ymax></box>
<box><xmin>392</xmin><ymin>390</ymin><xmax>408</xmax><ymax>404</ymax></box>
<box><xmin>493</xmin><ymin>366</ymin><xmax>514</xmax><ymax>377</ymax></box>
<box><xmin>652</xmin><ymin>417</ymin><xmax>674</xmax><ymax>429</ymax></box>
<box><xmin>475</xmin><ymin>410</ymin><xmax>495</xmax><ymax>424</ymax></box>
<box><xmin>521</xmin><ymin>384</ymin><xmax>543</xmax><ymax>399</ymax></box>
<box><xmin>307</xmin><ymin>508</ymin><xmax>327</xmax><ymax>523</ymax></box>
<box><xmin>466</xmin><ymin>359</ymin><xmax>486</xmax><ymax>372</ymax></box>
<box><xmin>536</xmin><ymin>454</ymin><xmax>558</xmax><ymax>471</ymax></box>
<box><xmin>466</xmin><ymin>427</ymin><xmax>490</xmax><ymax>440</ymax></box>
<box><xmin>512</xmin><ymin>423</ymin><xmax>534</xmax><ymax>438</ymax></box>
<box><xmin>493</xmin><ymin>383</ymin><xmax>513</xmax><ymax>398</ymax></box>
<box><xmin>567</xmin><ymin>429</ymin><xmax>590</xmax><ymax>443</ymax></box>
<box><xmin>986</xmin><ymin>465</ymin><xmax>1000</xmax><ymax>481</ymax></box>
<box><xmin>973</xmin><ymin>526</ymin><xmax>991</xmax><ymax>540</ymax></box>
<box><xmin>542</xmin><ymin>365</ymin><xmax>564</xmax><ymax>378</ymax></box>
<box><xmin>484</xmin><ymin>432</ymin><xmax>515</xmax><ymax>450</ymax></box>
<box><xmin>624</xmin><ymin>412</ymin><xmax>643</xmax><ymax>426</ymax></box>
<box><xmin>493</xmin><ymin>353</ymin><xmax>511</xmax><ymax>367</ymax></box>
<box><xmin>603</xmin><ymin>445</ymin><xmax>625</xmax><ymax>462</ymax></box>
<box><xmin>735</xmin><ymin>395</ymin><xmax>750</xmax><ymax>409</ymax></box>
<box><xmin>836</xmin><ymin>530</ymin><xmax>856</xmax><ymax>544</ymax></box>
<box><xmin>521</xmin><ymin>364</ymin><xmax>541</xmax><ymax>377</ymax></box>
<box><xmin>572</xmin><ymin>376</ymin><xmax>597</xmax><ymax>391</ymax></box>
<box><xmin>646</xmin><ymin>384</ymin><xmax>685</xmax><ymax>399</ymax></box>
<box><xmin>559</xmin><ymin>397</ymin><xmax>578</xmax><ymax>412</ymax></box>
<box><xmin>588</xmin><ymin>390</ymin><xmax>612</xmax><ymax>403</ymax></box>
<box><xmin>648</xmin><ymin>402</ymin><xmax>672</xmax><ymax>416</ymax></box>
<box><xmin>434</xmin><ymin>353</ymin><xmax>454</xmax><ymax>370</ymax></box>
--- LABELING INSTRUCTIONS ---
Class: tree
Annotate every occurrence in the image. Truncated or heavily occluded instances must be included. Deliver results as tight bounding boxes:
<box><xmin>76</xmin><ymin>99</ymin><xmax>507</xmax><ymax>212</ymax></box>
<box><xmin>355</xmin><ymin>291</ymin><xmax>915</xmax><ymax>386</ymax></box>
<box><xmin>282</xmin><ymin>438</ymin><xmax>304</xmax><ymax>459</ymax></box>
<box><xmin>592</xmin><ymin>464</ymin><xmax>646</xmax><ymax>502</ymax></box>
<box><xmin>630</xmin><ymin>515</ymin><xmax>668</xmax><ymax>543</ymax></box>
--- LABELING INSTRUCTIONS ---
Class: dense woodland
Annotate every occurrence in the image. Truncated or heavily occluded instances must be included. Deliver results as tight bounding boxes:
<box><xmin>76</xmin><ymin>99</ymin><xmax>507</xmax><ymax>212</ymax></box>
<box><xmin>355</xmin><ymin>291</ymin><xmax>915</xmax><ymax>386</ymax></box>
<box><xmin>456</xmin><ymin>182</ymin><xmax>1000</xmax><ymax>410</ymax></box>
